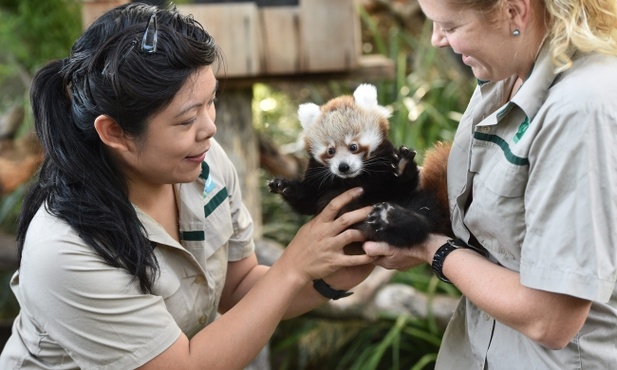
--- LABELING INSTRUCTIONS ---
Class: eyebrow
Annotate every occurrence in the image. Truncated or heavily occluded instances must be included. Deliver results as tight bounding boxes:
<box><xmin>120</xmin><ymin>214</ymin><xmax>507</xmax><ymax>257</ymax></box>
<box><xmin>174</xmin><ymin>79</ymin><xmax>219</xmax><ymax>118</ymax></box>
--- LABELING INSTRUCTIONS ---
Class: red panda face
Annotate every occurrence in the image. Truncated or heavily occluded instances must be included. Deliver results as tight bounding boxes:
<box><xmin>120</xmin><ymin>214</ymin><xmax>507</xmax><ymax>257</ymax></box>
<box><xmin>298</xmin><ymin>84</ymin><xmax>391</xmax><ymax>179</ymax></box>
<box><xmin>312</xmin><ymin>130</ymin><xmax>381</xmax><ymax>179</ymax></box>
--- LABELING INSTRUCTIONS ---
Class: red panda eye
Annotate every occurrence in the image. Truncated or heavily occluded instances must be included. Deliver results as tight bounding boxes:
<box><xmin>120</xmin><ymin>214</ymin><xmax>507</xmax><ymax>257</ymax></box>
<box><xmin>327</xmin><ymin>148</ymin><xmax>336</xmax><ymax>156</ymax></box>
<box><xmin>349</xmin><ymin>144</ymin><xmax>358</xmax><ymax>152</ymax></box>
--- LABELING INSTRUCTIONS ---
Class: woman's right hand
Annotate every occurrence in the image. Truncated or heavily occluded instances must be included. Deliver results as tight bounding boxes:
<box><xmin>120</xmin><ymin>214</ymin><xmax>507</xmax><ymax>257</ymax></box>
<box><xmin>363</xmin><ymin>233</ymin><xmax>447</xmax><ymax>271</ymax></box>
<box><xmin>278</xmin><ymin>187</ymin><xmax>378</xmax><ymax>285</ymax></box>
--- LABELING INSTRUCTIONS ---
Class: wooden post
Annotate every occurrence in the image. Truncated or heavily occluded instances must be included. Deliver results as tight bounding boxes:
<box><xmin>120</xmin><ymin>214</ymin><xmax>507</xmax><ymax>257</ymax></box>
<box><xmin>179</xmin><ymin>3</ymin><xmax>262</xmax><ymax>78</ymax></box>
<box><xmin>81</xmin><ymin>0</ymin><xmax>130</xmax><ymax>29</ymax></box>
<box><xmin>214</xmin><ymin>87</ymin><xmax>263</xmax><ymax>239</ymax></box>
<box><xmin>299</xmin><ymin>0</ymin><xmax>361</xmax><ymax>72</ymax></box>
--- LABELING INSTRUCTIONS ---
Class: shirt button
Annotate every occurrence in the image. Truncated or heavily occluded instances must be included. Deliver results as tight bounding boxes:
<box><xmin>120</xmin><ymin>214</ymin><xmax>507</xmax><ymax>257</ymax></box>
<box><xmin>199</xmin><ymin>316</ymin><xmax>207</xmax><ymax>325</ymax></box>
<box><xmin>483</xmin><ymin>312</ymin><xmax>491</xmax><ymax>321</ymax></box>
<box><xmin>194</xmin><ymin>275</ymin><xmax>205</xmax><ymax>285</ymax></box>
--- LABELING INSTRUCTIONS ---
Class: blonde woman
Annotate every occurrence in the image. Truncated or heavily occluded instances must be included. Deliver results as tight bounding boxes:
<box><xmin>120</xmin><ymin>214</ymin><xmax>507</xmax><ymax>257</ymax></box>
<box><xmin>364</xmin><ymin>0</ymin><xmax>617</xmax><ymax>368</ymax></box>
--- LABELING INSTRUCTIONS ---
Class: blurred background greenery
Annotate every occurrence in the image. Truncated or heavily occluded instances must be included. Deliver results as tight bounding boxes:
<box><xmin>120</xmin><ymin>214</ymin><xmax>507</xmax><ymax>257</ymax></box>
<box><xmin>0</xmin><ymin>0</ymin><xmax>475</xmax><ymax>368</ymax></box>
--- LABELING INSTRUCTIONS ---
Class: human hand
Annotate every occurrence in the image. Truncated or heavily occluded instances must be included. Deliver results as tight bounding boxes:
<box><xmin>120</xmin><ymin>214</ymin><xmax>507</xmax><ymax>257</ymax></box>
<box><xmin>321</xmin><ymin>262</ymin><xmax>376</xmax><ymax>292</ymax></box>
<box><xmin>279</xmin><ymin>188</ymin><xmax>378</xmax><ymax>284</ymax></box>
<box><xmin>363</xmin><ymin>233</ymin><xmax>448</xmax><ymax>271</ymax></box>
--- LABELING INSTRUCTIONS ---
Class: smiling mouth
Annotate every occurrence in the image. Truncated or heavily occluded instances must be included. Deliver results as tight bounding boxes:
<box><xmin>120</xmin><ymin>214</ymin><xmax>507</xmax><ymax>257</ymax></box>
<box><xmin>186</xmin><ymin>149</ymin><xmax>208</xmax><ymax>161</ymax></box>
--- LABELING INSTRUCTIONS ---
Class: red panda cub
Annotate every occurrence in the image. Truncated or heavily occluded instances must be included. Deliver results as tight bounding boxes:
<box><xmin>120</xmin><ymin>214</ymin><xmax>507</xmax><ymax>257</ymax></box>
<box><xmin>268</xmin><ymin>84</ymin><xmax>451</xmax><ymax>247</ymax></box>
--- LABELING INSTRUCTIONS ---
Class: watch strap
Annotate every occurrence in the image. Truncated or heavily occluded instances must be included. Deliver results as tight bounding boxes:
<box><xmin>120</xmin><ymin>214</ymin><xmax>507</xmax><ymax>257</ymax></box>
<box><xmin>313</xmin><ymin>279</ymin><xmax>353</xmax><ymax>300</ymax></box>
<box><xmin>431</xmin><ymin>239</ymin><xmax>468</xmax><ymax>283</ymax></box>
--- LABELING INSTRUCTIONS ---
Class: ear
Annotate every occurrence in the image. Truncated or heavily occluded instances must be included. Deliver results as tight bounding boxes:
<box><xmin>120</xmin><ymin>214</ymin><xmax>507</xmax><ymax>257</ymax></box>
<box><xmin>297</xmin><ymin>103</ymin><xmax>321</xmax><ymax>130</ymax></box>
<box><xmin>353</xmin><ymin>84</ymin><xmax>378</xmax><ymax>108</ymax></box>
<box><xmin>93</xmin><ymin>115</ymin><xmax>131</xmax><ymax>152</ymax></box>
<box><xmin>353</xmin><ymin>83</ymin><xmax>391</xmax><ymax>118</ymax></box>
<box><xmin>506</xmin><ymin>0</ymin><xmax>532</xmax><ymax>32</ymax></box>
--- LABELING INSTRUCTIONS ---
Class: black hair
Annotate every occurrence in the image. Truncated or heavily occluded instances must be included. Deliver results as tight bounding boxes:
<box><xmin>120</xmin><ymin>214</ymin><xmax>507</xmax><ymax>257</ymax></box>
<box><xmin>17</xmin><ymin>2</ymin><xmax>221</xmax><ymax>293</ymax></box>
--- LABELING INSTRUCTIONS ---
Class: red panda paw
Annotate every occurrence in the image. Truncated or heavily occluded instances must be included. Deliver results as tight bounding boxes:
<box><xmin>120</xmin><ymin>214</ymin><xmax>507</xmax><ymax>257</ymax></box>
<box><xmin>267</xmin><ymin>177</ymin><xmax>292</xmax><ymax>195</ymax></box>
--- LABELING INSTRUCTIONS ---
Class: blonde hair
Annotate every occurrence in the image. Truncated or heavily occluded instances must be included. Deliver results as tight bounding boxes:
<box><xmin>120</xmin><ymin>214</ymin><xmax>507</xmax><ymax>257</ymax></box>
<box><xmin>546</xmin><ymin>0</ymin><xmax>617</xmax><ymax>72</ymax></box>
<box><xmin>458</xmin><ymin>0</ymin><xmax>617</xmax><ymax>72</ymax></box>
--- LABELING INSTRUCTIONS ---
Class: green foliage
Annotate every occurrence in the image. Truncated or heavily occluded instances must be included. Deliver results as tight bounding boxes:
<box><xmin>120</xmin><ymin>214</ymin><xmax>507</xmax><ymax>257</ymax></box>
<box><xmin>0</xmin><ymin>0</ymin><xmax>82</xmax><ymax>74</ymax></box>
<box><xmin>0</xmin><ymin>185</ymin><xmax>26</xmax><ymax>233</ymax></box>
<box><xmin>253</xmin><ymin>83</ymin><xmax>310</xmax><ymax>244</ymax></box>
<box><xmin>0</xmin><ymin>272</ymin><xmax>19</xmax><ymax>320</ymax></box>
<box><xmin>0</xmin><ymin>0</ymin><xmax>81</xmax><ymax>230</ymax></box>
<box><xmin>272</xmin><ymin>314</ymin><xmax>443</xmax><ymax>370</ymax></box>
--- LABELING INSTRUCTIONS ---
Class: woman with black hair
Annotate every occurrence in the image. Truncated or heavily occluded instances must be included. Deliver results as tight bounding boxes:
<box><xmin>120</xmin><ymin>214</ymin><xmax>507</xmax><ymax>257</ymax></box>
<box><xmin>0</xmin><ymin>3</ymin><xmax>376</xmax><ymax>369</ymax></box>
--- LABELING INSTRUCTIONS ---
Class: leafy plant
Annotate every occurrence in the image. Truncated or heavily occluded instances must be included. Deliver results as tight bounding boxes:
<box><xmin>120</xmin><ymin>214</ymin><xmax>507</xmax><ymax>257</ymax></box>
<box><xmin>0</xmin><ymin>0</ymin><xmax>81</xmax><ymax>79</ymax></box>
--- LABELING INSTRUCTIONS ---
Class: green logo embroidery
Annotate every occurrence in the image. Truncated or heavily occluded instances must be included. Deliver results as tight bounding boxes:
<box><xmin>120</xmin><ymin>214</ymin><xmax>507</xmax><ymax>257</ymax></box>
<box><xmin>513</xmin><ymin>116</ymin><xmax>529</xmax><ymax>143</ymax></box>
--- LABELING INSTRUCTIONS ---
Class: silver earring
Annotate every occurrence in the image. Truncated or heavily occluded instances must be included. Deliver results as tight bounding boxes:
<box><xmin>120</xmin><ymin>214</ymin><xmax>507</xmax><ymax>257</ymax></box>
<box><xmin>513</xmin><ymin>29</ymin><xmax>521</xmax><ymax>37</ymax></box>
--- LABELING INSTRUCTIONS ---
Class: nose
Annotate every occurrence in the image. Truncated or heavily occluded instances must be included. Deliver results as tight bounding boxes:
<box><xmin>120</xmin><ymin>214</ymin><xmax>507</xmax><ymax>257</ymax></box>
<box><xmin>431</xmin><ymin>23</ymin><xmax>449</xmax><ymax>48</ymax></box>
<box><xmin>198</xmin><ymin>110</ymin><xmax>217</xmax><ymax>141</ymax></box>
<box><xmin>338</xmin><ymin>163</ymin><xmax>350</xmax><ymax>173</ymax></box>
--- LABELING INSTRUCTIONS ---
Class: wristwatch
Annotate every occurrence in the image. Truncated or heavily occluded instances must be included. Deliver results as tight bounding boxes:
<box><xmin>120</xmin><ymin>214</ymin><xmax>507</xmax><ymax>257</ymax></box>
<box><xmin>313</xmin><ymin>279</ymin><xmax>353</xmax><ymax>300</ymax></box>
<box><xmin>431</xmin><ymin>239</ymin><xmax>469</xmax><ymax>283</ymax></box>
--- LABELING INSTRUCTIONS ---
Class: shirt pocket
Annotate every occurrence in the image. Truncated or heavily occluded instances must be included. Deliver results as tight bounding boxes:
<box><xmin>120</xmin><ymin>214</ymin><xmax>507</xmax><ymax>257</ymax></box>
<box><xmin>202</xmin><ymin>193</ymin><xmax>234</xmax><ymax>260</ymax></box>
<box><xmin>469</xmin><ymin>139</ymin><xmax>528</xmax><ymax>198</ymax></box>
<box><xmin>466</xmin><ymin>145</ymin><xmax>528</xmax><ymax>264</ymax></box>
<box><xmin>152</xmin><ymin>253</ymin><xmax>198</xmax><ymax>332</ymax></box>
<box><xmin>152</xmin><ymin>262</ymin><xmax>182</xmax><ymax>300</ymax></box>
<box><xmin>480</xmin><ymin>162</ymin><xmax>527</xmax><ymax>197</ymax></box>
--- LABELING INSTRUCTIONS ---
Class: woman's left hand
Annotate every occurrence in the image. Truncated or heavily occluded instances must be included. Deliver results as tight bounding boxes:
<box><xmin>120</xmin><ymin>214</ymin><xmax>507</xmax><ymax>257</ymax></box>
<box><xmin>363</xmin><ymin>234</ymin><xmax>448</xmax><ymax>271</ymax></box>
<box><xmin>321</xmin><ymin>261</ymin><xmax>376</xmax><ymax>292</ymax></box>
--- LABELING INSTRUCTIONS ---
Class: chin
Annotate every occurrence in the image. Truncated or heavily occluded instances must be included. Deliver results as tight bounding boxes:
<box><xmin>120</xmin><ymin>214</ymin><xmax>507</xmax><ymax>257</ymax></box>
<box><xmin>173</xmin><ymin>170</ymin><xmax>202</xmax><ymax>184</ymax></box>
<box><xmin>471</xmin><ymin>71</ymin><xmax>492</xmax><ymax>82</ymax></box>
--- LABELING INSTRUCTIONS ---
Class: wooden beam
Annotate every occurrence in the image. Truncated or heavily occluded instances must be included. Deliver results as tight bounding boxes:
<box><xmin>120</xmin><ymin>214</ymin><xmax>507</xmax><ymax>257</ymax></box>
<box><xmin>81</xmin><ymin>0</ymin><xmax>130</xmax><ymax>29</ymax></box>
<box><xmin>218</xmin><ymin>54</ymin><xmax>395</xmax><ymax>89</ymax></box>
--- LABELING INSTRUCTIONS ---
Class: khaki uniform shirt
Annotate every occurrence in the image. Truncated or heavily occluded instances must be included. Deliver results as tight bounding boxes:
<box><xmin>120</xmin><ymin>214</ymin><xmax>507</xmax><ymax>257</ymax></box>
<box><xmin>436</xmin><ymin>43</ymin><xmax>617</xmax><ymax>369</ymax></box>
<box><xmin>0</xmin><ymin>139</ymin><xmax>255</xmax><ymax>369</ymax></box>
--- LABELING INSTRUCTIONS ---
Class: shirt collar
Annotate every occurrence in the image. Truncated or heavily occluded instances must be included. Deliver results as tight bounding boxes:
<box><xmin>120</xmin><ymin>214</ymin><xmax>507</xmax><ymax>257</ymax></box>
<box><xmin>509</xmin><ymin>40</ymin><xmax>565</xmax><ymax>122</ymax></box>
<box><xmin>134</xmin><ymin>205</ymin><xmax>184</xmax><ymax>248</ymax></box>
<box><xmin>476</xmin><ymin>39</ymin><xmax>572</xmax><ymax>127</ymax></box>
<box><xmin>134</xmin><ymin>179</ymin><xmax>208</xmax><ymax>249</ymax></box>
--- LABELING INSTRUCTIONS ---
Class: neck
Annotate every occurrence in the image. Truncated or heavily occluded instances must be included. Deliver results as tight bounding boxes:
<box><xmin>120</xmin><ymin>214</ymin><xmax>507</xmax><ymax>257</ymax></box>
<box><xmin>130</xmin><ymin>183</ymin><xmax>180</xmax><ymax>242</ymax></box>
<box><xmin>512</xmin><ymin>34</ymin><xmax>548</xmax><ymax>99</ymax></box>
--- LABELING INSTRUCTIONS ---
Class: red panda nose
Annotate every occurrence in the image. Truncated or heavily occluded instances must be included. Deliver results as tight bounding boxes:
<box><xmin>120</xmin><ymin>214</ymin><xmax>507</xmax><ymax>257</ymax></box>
<box><xmin>338</xmin><ymin>163</ymin><xmax>350</xmax><ymax>173</ymax></box>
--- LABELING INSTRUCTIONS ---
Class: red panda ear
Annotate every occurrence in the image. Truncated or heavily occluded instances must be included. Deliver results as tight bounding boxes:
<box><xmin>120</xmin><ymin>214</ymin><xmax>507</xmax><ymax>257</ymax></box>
<box><xmin>353</xmin><ymin>84</ymin><xmax>378</xmax><ymax>107</ymax></box>
<box><xmin>298</xmin><ymin>103</ymin><xmax>321</xmax><ymax>130</ymax></box>
<box><xmin>353</xmin><ymin>84</ymin><xmax>391</xmax><ymax>119</ymax></box>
